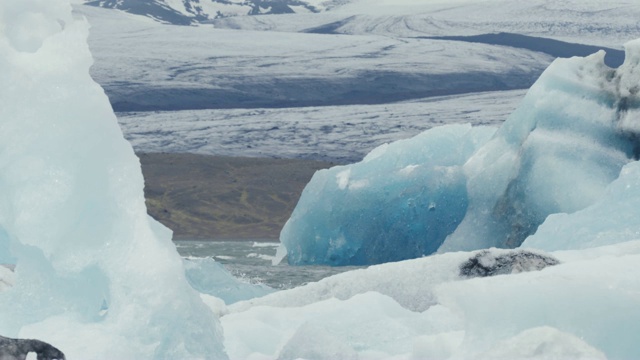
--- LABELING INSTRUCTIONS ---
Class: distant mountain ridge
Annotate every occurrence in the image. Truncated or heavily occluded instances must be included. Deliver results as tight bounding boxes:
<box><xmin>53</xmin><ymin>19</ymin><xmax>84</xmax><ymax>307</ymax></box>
<box><xmin>85</xmin><ymin>0</ymin><xmax>336</xmax><ymax>25</ymax></box>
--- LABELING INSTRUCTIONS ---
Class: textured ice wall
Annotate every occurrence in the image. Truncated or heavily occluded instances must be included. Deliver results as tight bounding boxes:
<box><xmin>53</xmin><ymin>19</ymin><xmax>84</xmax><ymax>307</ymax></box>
<box><xmin>281</xmin><ymin>40</ymin><xmax>640</xmax><ymax>265</ymax></box>
<box><xmin>0</xmin><ymin>1</ymin><xmax>226</xmax><ymax>358</ymax></box>
<box><xmin>279</xmin><ymin>124</ymin><xmax>495</xmax><ymax>265</ymax></box>
<box><xmin>522</xmin><ymin>159</ymin><xmax>640</xmax><ymax>251</ymax></box>
<box><xmin>442</xmin><ymin>43</ymin><xmax>640</xmax><ymax>252</ymax></box>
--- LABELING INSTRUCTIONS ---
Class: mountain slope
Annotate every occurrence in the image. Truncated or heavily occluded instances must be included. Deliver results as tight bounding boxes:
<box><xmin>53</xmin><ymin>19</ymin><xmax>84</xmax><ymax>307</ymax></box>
<box><xmin>85</xmin><ymin>0</ymin><xmax>336</xmax><ymax>24</ymax></box>
<box><xmin>140</xmin><ymin>153</ymin><xmax>335</xmax><ymax>239</ymax></box>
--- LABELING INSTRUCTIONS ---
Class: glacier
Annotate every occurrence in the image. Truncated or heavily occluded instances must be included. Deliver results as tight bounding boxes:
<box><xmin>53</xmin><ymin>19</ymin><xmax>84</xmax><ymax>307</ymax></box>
<box><xmin>0</xmin><ymin>0</ymin><xmax>226</xmax><ymax>358</ymax></box>
<box><xmin>279</xmin><ymin>41</ymin><xmax>640</xmax><ymax>265</ymax></box>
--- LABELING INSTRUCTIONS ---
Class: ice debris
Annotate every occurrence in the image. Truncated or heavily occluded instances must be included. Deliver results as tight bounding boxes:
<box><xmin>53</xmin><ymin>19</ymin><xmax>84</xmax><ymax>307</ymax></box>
<box><xmin>459</xmin><ymin>248</ymin><xmax>559</xmax><ymax>278</ymax></box>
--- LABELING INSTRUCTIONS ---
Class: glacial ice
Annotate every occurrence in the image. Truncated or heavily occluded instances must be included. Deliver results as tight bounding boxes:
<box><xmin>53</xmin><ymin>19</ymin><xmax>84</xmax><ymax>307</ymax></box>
<box><xmin>184</xmin><ymin>257</ymin><xmax>274</xmax><ymax>304</ymax></box>
<box><xmin>442</xmin><ymin>46</ymin><xmax>640</xmax><ymax>252</ymax></box>
<box><xmin>280</xmin><ymin>40</ymin><xmax>640</xmax><ymax>265</ymax></box>
<box><xmin>458</xmin><ymin>248</ymin><xmax>559</xmax><ymax>278</ymax></box>
<box><xmin>279</xmin><ymin>124</ymin><xmax>495</xmax><ymax>265</ymax></box>
<box><xmin>223</xmin><ymin>241</ymin><xmax>640</xmax><ymax>359</ymax></box>
<box><xmin>522</xmin><ymin>159</ymin><xmax>640</xmax><ymax>251</ymax></box>
<box><xmin>232</xmin><ymin>35</ymin><xmax>640</xmax><ymax>360</ymax></box>
<box><xmin>0</xmin><ymin>0</ymin><xmax>226</xmax><ymax>358</ymax></box>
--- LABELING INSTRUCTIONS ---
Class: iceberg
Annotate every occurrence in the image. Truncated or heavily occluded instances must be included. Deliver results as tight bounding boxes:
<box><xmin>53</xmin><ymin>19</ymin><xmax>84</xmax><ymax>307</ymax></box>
<box><xmin>280</xmin><ymin>40</ymin><xmax>640</xmax><ymax>265</ymax></box>
<box><xmin>279</xmin><ymin>124</ymin><xmax>495</xmax><ymax>265</ymax></box>
<box><xmin>0</xmin><ymin>0</ymin><xmax>226</xmax><ymax>358</ymax></box>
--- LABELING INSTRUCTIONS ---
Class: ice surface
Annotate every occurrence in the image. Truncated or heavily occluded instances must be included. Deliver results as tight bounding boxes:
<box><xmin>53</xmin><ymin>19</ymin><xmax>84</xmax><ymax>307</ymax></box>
<box><xmin>223</xmin><ymin>242</ymin><xmax>640</xmax><ymax>359</ymax></box>
<box><xmin>224</xmin><ymin>291</ymin><xmax>463</xmax><ymax>360</ymax></box>
<box><xmin>458</xmin><ymin>249</ymin><xmax>559</xmax><ymax>278</ymax></box>
<box><xmin>442</xmin><ymin>44</ymin><xmax>640</xmax><ymax>252</ymax></box>
<box><xmin>282</xmin><ymin>40</ymin><xmax>640</xmax><ymax>265</ymax></box>
<box><xmin>0</xmin><ymin>0</ymin><xmax>226</xmax><ymax>358</ymax></box>
<box><xmin>279</xmin><ymin>124</ymin><xmax>495</xmax><ymax>265</ymax></box>
<box><xmin>523</xmin><ymin>159</ymin><xmax>640</xmax><ymax>251</ymax></box>
<box><xmin>7</xmin><ymin>1</ymin><xmax>640</xmax><ymax>358</ymax></box>
<box><xmin>0</xmin><ymin>266</ymin><xmax>14</xmax><ymax>292</ymax></box>
<box><xmin>76</xmin><ymin>5</ymin><xmax>550</xmax><ymax>112</ymax></box>
<box><xmin>207</xmin><ymin>0</ymin><xmax>639</xmax><ymax>48</ymax></box>
<box><xmin>478</xmin><ymin>326</ymin><xmax>607</xmax><ymax>359</ymax></box>
<box><xmin>232</xmin><ymin>250</ymin><xmax>472</xmax><ymax>313</ymax></box>
<box><xmin>436</xmin><ymin>246</ymin><xmax>640</xmax><ymax>359</ymax></box>
<box><xmin>117</xmin><ymin>89</ymin><xmax>524</xmax><ymax>163</ymax></box>
<box><xmin>236</xmin><ymin>38</ymin><xmax>640</xmax><ymax>359</ymax></box>
<box><xmin>183</xmin><ymin>257</ymin><xmax>274</xmax><ymax>304</ymax></box>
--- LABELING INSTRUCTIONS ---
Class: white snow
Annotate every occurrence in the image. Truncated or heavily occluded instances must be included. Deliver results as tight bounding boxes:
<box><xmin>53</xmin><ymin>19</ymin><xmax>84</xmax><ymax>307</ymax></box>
<box><xmin>222</xmin><ymin>241</ymin><xmax>640</xmax><ymax>359</ymax></box>
<box><xmin>196</xmin><ymin>1</ymin><xmax>253</xmax><ymax>18</ymax></box>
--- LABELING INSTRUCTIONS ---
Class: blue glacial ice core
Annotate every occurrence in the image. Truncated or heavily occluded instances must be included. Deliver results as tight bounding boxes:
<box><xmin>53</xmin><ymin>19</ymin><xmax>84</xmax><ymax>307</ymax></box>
<box><xmin>279</xmin><ymin>124</ymin><xmax>496</xmax><ymax>265</ymax></box>
<box><xmin>0</xmin><ymin>0</ymin><xmax>227</xmax><ymax>358</ymax></box>
<box><xmin>280</xmin><ymin>41</ymin><xmax>640</xmax><ymax>265</ymax></box>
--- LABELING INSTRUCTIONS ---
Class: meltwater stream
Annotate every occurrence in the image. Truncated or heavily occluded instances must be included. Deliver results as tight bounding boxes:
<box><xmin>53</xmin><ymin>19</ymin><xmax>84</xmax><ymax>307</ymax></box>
<box><xmin>175</xmin><ymin>240</ymin><xmax>362</xmax><ymax>290</ymax></box>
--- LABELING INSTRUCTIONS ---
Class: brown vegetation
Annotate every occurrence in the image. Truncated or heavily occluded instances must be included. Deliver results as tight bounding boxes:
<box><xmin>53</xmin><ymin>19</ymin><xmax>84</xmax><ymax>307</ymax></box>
<box><xmin>139</xmin><ymin>153</ymin><xmax>336</xmax><ymax>240</ymax></box>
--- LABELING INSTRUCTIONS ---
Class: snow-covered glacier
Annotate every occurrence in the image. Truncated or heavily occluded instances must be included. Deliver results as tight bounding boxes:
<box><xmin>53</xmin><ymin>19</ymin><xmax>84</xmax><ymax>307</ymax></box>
<box><xmin>0</xmin><ymin>0</ymin><xmax>226</xmax><ymax>358</ymax></box>
<box><xmin>280</xmin><ymin>41</ymin><xmax>640</xmax><ymax>265</ymax></box>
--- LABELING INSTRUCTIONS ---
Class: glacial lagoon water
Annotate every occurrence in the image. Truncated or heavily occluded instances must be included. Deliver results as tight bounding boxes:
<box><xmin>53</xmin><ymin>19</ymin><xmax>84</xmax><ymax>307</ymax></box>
<box><xmin>174</xmin><ymin>240</ymin><xmax>362</xmax><ymax>290</ymax></box>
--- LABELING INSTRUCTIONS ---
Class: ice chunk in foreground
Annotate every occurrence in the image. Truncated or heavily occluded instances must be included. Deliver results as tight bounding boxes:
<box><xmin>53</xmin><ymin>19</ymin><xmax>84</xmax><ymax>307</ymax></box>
<box><xmin>223</xmin><ymin>241</ymin><xmax>640</xmax><ymax>359</ymax></box>
<box><xmin>0</xmin><ymin>1</ymin><xmax>226</xmax><ymax>358</ymax></box>
<box><xmin>281</xmin><ymin>40</ymin><xmax>640</xmax><ymax>265</ymax></box>
<box><xmin>479</xmin><ymin>326</ymin><xmax>607</xmax><ymax>360</ymax></box>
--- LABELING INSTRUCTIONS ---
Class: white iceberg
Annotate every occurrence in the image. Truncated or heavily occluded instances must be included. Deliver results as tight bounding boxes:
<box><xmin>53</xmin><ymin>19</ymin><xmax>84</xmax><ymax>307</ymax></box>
<box><xmin>0</xmin><ymin>0</ymin><xmax>226</xmax><ymax>358</ymax></box>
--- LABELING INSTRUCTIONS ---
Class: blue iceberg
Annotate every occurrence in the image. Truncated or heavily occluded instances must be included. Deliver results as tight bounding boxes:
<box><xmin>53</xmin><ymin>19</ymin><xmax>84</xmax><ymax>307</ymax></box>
<box><xmin>280</xmin><ymin>41</ymin><xmax>640</xmax><ymax>265</ymax></box>
<box><xmin>279</xmin><ymin>125</ymin><xmax>495</xmax><ymax>265</ymax></box>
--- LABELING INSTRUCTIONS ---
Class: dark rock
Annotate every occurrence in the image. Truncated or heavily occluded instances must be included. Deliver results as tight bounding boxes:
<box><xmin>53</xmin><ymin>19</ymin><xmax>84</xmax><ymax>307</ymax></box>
<box><xmin>460</xmin><ymin>249</ymin><xmax>559</xmax><ymax>278</ymax></box>
<box><xmin>0</xmin><ymin>335</ymin><xmax>65</xmax><ymax>360</ymax></box>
